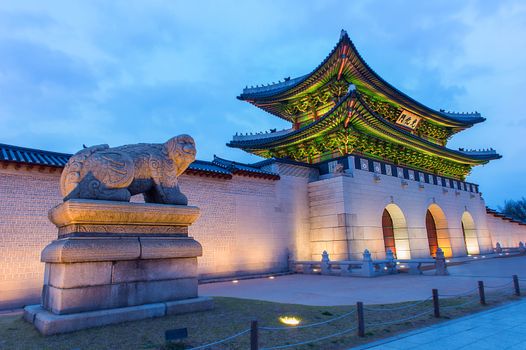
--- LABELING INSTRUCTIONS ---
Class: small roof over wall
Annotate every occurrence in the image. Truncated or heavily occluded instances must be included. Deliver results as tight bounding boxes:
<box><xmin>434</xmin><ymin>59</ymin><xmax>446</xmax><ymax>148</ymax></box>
<box><xmin>0</xmin><ymin>143</ymin><xmax>280</xmax><ymax>180</ymax></box>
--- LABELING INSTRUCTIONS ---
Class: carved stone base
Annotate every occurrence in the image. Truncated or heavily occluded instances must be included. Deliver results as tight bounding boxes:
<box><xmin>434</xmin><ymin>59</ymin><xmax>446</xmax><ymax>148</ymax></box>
<box><xmin>30</xmin><ymin>199</ymin><xmax>211</xmax><ymax>334</ymax></box>
<box><xmin>24</xmin><ymin>296</ymin><xmax>214</xmax><ymax>335</ymax></box>
<box><xmin>48</xmin><ymin>199</ymin><xmax>200</xmax><ymax>238</ymax></box>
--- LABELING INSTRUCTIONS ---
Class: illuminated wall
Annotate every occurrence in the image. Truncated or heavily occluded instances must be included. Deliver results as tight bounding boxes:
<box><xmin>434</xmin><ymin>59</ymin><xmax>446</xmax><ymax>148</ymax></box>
<box><xmin>1</xmin><ymin>158</ymin><xmax>525</xmax><ymax>311</ymax></box>
<box><xmin>307</xmin><ymin>166</ymin><xmax>495</xmax><ymax>260</ymax></box>
<box><xmin>0</xmin><ymin>166</ymin><xmax>60</xmax><ymax>310</ymax></box>
<box><xmin>486</xmin><ymin>214</ymin><xmax>526</xmax><ymax>248</ymax></box>
<box><xmin>0</xmin><ymin>162</ymin><xmax>313</xmax><ymax>309</ymax></box>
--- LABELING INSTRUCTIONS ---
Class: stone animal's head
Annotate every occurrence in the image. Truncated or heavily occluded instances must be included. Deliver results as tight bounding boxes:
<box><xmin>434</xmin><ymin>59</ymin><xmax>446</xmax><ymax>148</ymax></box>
<box><xmin>165</xmin><ymin>134</ymin><xmax>196</xmax><ymax>175</ymax></box>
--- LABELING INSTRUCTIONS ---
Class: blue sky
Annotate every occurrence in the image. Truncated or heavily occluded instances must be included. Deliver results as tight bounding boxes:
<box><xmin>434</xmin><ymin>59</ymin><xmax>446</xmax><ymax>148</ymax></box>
<box><xmin>0</xmin><ymin>1</ymin><xmax>524</xmax><ymax>207</ymax></box>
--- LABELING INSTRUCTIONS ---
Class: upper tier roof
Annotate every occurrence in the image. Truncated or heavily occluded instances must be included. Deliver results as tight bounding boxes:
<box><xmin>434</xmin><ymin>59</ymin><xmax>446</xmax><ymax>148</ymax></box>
<box><xmin>238</xmin><ymin>30</ymin><xmax>484</xmax><ymax>128</ymax></box>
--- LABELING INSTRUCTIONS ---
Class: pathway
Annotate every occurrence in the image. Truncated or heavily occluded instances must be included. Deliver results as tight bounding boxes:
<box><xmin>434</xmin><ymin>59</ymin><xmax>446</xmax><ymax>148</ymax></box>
<box><xmin>351</xmin><ymin>299</ymin><xmax>526</xmax><ymax>349</ymax></box>
<box><xmin>199</xmin><ymin>255</ymin><xmax>526</xmax><ymax>305</ymax></box>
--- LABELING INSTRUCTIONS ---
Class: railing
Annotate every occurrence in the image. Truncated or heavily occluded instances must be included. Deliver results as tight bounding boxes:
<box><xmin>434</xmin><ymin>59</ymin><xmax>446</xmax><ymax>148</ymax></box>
<box><xmin>184</xmin><ymin>274</ymin><xmax>524</xmax><ymax>349</ymax></box>
<box><xmin>290</xmin><ymin>248</ymin><xmax>448</xmax><ymax>277</ymax></box>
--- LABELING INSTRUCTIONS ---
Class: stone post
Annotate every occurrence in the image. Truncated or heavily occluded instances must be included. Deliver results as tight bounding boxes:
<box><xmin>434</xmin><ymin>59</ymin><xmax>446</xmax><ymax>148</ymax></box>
<box><xmin>321</xmin><ymin>250</ymin><xmax>331</xmax><ymax>275</ymax></box>
<box><xmin>435</xmin><ymin>247</ymin><xmax>449</xmax><ymax>276</ymax></box>
<box><xmin>385</xmin><ymin>248</ymin><xmax>396</xmax><ymax>274</ymax></box>
<box><xmin>361</xmin><ymin>249</ymin><xmax>375</xmax><ymax>277</ymax></box>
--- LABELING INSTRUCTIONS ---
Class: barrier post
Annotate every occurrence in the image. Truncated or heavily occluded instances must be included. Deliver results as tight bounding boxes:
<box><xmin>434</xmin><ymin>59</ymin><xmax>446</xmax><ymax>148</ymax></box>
<box><xmin>513</xmin><ymin>275</ymin><xmax>521</xmax><ymax>296</ymax></box>
<box><xmin>357</xmin><ymin>302</ymin><xmax>365</xmax><ymax>337</ymax></box>
<box><xmin>432</xmin><ymin>289</ymin><xmax>440</xmax><ymax>318</ymax></box>
<box><xmin>478</xmin><ymin>281</ymin><xmax>486</xmax><ymax>305</ymax></box>
<box><xmin>250</xmin><ymin>320</ymin><xmax>258</xmax><ymax>350</ymax></box>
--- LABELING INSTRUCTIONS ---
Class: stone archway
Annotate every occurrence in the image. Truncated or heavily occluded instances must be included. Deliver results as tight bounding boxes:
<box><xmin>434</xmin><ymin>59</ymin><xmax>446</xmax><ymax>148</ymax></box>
<box><xmin>382</xmin><ymin>204</ymin><xmax>411</xmax><ymax>259</ymax></box>
<box><xmin>462</xmin><ymin>211</ymin><xmax>480</xmax><ymax>255</ymax></box>
<box><xmin>426</xmin><ymin>204</ymin><xmax>452</xmax><ymax>258</ymax></box>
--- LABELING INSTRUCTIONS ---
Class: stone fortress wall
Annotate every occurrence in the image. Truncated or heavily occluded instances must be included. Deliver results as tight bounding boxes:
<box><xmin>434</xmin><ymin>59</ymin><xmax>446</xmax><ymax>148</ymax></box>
<box><xmin>0</xmin><ymin>162</ymin><xmax>313</xmax><ymax>309</ymax></box>
<box><xmin>486</xmin><ymin>213</ymin><xmax>526</xmax><ymax>249</ymax></box>
<box><xmin>308</xmin><ymin>167</ymin><xmax>492</xmax><ymax>261</ymax></box>
<box><xmin>1</xmin><ymin>158</ymin><xmax>525</xmax><ymax>310</ymax></box>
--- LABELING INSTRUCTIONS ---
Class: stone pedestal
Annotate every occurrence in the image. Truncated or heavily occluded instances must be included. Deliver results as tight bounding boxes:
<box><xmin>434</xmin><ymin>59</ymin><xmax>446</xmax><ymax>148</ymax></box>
<box><xmin>25</xmin><ymin>199</ymin><xmax>213</xmax><ymax>335</ymax></box>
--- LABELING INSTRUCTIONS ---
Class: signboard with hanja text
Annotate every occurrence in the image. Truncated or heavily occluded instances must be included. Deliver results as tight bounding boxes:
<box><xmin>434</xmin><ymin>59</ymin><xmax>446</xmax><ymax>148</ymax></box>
<box><xmin>396</xmin><ymin>110</ymin><xmax>421</xmax><ymax>130</ymax></box>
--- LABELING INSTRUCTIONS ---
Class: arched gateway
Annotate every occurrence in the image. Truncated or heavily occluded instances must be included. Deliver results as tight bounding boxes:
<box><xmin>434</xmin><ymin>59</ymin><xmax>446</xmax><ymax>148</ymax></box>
<box><xmin>461</xmin><ymin>211</ymin><xmax>480</xmax><ymax>255</ymax></box>
<box><xmin>426</xmin><ymin>204</ymin><xmax>452</xmax><ymax>258</ymax></box>
<box><xmin>382</xmin><ymin>204</ymin><xmax>411</xmax><ymax>259</ymax></box>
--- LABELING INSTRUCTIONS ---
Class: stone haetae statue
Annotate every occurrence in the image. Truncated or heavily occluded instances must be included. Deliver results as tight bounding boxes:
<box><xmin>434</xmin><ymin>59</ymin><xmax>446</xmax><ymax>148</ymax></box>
<box><xmin>60</xmin><ymin>135</ymin><xmax>196</xmax><ymax>205</ymax></box>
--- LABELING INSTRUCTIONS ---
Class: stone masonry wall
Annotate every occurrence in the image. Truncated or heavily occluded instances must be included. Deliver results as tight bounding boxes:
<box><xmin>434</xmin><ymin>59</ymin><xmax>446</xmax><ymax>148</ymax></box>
<box><xmin>0</xmin><ymin>166</ymin><xmax>61</xmax><ymax>309</ymax></box>
<box><xmin>308</xmin><ymin>168</ymin><xmax>494</xmax><ymax>260</ymax></box>
<box><xmin>486</xmin><ymin>214</ymin><xmax>526</xmax><ymax>249</ymax></box>
<box><xmin>2</xmin><ymin>160</ymin><xmax>525</xmax><ymax>310</ymax></box>
<box><xmin>0</xmin><ymin>165</ymin><xmax>312</xmax><ymax>309</ymax></box>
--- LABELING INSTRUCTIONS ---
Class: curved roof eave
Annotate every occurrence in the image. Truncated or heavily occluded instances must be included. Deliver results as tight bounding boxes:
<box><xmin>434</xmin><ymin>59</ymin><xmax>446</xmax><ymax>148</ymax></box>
<box><xmin>229</xmin><ymin>92</ymin><xmax>500</xmax><ymax>164</ymax></box>
<box><xmin>238</xmin><ymin>30</ymin><xmax>484</xmax><ymax>127</ymax></box>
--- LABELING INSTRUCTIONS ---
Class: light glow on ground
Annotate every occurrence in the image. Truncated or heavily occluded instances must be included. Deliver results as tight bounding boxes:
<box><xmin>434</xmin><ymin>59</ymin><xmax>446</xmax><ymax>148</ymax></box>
<box><xmin>279</xmin><ymin>316</ymin><xmax>301</xmax><ymax>326</ymax></box>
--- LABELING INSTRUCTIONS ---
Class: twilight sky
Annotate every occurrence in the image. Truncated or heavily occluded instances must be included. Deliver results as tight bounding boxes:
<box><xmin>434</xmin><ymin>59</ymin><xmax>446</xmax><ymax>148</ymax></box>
<box><xmin>0</xmin><ymin>1</ymin><xmax>524</xmax><ymax>207</ymax></box>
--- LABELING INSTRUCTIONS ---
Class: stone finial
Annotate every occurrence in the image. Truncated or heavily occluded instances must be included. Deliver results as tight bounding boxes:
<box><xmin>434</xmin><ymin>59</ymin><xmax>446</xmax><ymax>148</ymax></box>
<box><xmin>435</xmin><ymin>247</ymin><xmax>449</xmax><ymax>276</ymax></box>
<box><xmin>320</xmin><ymin>250</ymin><xmax>331</xmax><ymax>275</ymax></box>
<box><xmin>385</xmin><ymin>248</ymin><xmax>394</xmax><ymax>261</ymax></box>
<box><xmin>362</xmin><ymin>249</ymin><xmax>372</xmax><ymax>261</ymax></box>
<box><xmin>321</xmin><ymin>250</ymin><xmax>330</xmax><ymax>262</ymax></box>
<box><xmin>436</xmin><ymin>247</ymin><xmax>445</xmax><ymax>259</ymax></box>
<box><xmin>495</xmin><ymin>242</ymin><xmax>503</xmax><ymax>254</ymax></box>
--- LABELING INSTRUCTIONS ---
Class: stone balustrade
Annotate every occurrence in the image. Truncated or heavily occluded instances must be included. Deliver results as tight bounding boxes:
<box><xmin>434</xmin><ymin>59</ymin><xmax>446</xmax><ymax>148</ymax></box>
<box><xmin>291</xmin><ymin>248</ymin><xmax>449</xmax><ymax>277</ymax></box>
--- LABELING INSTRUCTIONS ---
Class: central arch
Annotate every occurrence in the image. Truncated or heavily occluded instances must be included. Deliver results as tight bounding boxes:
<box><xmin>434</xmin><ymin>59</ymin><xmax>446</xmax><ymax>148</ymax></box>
<box><xmin>461</xmin><ymin>211</ymin><xmax>480</xmax><ymax>255</ymax></box>
<box><xmin>382</xmin><ymin>204</ymin><xmax>411</xmax><ymax>259</ymax></box>
<box><xmin>426</xmin><ymin>204</ymin><xmax>452</xmax><ymax>258</ymax></box>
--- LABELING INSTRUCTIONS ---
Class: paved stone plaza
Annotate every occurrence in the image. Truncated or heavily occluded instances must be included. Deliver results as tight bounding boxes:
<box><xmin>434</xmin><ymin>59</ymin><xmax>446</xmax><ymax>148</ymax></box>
<box><xmin>351</xmin><ymin>299</ymin><xmax>526</xmax><ymax>349</ymax></box>
<box><xmin>200</xmin><ymin>255</ymin><xmax>526</xmax><ymax>305</ymax></box>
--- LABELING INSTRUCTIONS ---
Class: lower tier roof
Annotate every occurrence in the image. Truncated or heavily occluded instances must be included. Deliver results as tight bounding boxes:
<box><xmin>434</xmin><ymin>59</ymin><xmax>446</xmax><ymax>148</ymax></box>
<box><xmin>228</xmin><ymin>90</ymin><xmax>500</xmax><ymax>179</ymax></box>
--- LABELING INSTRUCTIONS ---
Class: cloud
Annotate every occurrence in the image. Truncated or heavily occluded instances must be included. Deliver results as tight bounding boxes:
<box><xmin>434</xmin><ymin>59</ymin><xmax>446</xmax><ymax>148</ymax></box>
<box><xmin>0</xmin><ymin>0</ymin><xmax>524</xmax><ymax>206</ymax></box>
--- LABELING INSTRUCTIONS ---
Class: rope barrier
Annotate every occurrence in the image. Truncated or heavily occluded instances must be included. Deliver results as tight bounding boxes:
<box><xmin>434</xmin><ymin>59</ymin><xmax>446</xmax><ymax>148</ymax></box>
<box><xmin>261</xmin><ymin>325</ymin><xmax>358</xmax><ymax>349</ymax></box>
<box><xmin>189</xmin><ymin>276</ymin><xmax>522</xmax><ymax>350</ymax></box>
<box><xmin>363</xmin><ymin>296</ymin><xmax>432</xmax><ymax>312</ymax></box>
<box><xmin>485</xmin><ymin>289</ymin><xmax>514</xmax><ymax>299</ymax></box>
<box><xmin>260</xmin><ymin>309</ymin><xmax>357</xmax><ymax>331</ymax></box>
<box><xmin>441</xmin><ymin>297</ymin><xmax>479</xmax><ymax>310</ymax></box>
<box><xmin>439</xmin><ymin>287</ymin><xmax>479</xmax><ymax>297</ymax></box>
<box><xmin>188</xmin><ymin>328</ymin><xmax>250</xmax><ymax>350</ymax></box>
<box><xmin>366</xmin><ymin>309</ymin><xmax>431</xmax><ymax>327</ymax></box>
<box><xmin>485</xmin><ymin>281</ymin><xmax>513</xmax><ymax>289</ymax></box>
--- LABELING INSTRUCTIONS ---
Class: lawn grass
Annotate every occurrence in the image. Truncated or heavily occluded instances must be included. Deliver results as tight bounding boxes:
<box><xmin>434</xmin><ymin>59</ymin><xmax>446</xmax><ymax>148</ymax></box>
<box><xmin>0</xmin><ymin>291</ymin><xmax>521</xmax><ymax>350</ymax></box>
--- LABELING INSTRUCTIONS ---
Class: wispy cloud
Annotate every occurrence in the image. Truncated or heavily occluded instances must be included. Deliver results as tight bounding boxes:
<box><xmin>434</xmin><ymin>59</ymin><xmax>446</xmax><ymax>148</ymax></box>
<box><xmin>0</xmin><ymin>0</ymin><xmax>524</xmax><ymax>206</ymax></box>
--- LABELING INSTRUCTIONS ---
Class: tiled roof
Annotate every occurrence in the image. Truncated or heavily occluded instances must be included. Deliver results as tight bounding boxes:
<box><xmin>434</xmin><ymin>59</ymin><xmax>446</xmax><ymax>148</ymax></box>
<box><xmin>238</xmin><ymin>30</ymin><xmax>485</xmax><ymax>127</ymax></box>
<box><xmin>0</xmin><ymin>142</ymin><xmax>279</xmax><ymax>180</ymax></box>
<box><xmin>0</xmin><ymin>143</ymin><xmax>70</xmax><ymax>167</ymax></box>
<box><xmin>486</xmin><ymin>207</ymin><xmax>526</xmax><ymax>225</ymax></box>
<box><xmin>229</xmin><ymin>91</ymin><xmax>502</xmax><ymax>164</ymax></box>
<box><xmin>213</xmin><ymin>155</ymin><xmax>280</xmax><ymax>180</ymax></box>
<box><xmin>250</xmin><ymin>157</ymin><xmax>318</xmax><ymax>169</ymax></box>
<box><xmin>185</xmin><ymin>160</ymin><xmax>233</xmax><ymax>179</ymax></box>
